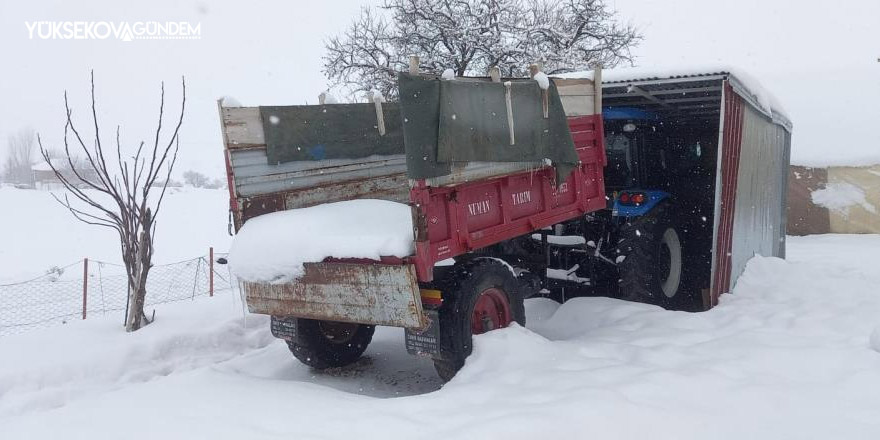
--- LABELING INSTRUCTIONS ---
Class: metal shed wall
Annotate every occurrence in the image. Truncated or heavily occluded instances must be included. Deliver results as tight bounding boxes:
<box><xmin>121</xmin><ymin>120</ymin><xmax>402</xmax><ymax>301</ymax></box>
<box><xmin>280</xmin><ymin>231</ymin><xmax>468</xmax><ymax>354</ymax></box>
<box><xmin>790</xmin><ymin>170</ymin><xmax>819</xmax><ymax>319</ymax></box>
<box><xmin>710</xmin><ymin>82</ymin><xmax>791</xmax><ymax>304</ymax></box>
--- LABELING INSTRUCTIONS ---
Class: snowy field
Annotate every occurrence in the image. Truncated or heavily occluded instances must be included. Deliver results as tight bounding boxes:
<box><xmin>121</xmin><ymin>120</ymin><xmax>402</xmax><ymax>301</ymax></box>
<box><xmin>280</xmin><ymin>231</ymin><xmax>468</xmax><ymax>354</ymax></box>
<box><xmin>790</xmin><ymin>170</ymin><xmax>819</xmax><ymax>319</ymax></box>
<box><xmin>1</xmin><ymin>233</ymin><xmax>879</xmax><ymax>439</ymax></box>
<box><xmin>0</xmin><ymin>186</ymin><xmax>232</xmax><ymax>283</ymax></box>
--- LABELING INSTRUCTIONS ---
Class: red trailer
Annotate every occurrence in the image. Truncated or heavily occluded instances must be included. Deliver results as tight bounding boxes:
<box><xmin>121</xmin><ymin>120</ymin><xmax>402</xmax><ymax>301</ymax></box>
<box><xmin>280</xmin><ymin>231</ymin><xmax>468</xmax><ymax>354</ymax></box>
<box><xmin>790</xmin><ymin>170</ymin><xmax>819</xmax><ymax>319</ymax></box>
<box><xmin>408</xmin><ymin>113</ymin><xmax>606</xmax><ymax>281</ymax></box>
<box><xmin>220</xmin><ymin>67</ymin><xmax>606</xmax><ymax>379</ymax></box>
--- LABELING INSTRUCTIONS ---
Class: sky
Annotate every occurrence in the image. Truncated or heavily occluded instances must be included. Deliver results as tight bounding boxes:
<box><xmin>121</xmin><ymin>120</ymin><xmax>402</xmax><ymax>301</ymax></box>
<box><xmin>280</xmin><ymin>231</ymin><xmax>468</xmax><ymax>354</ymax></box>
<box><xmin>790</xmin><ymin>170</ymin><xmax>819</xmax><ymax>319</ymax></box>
<box><xmin>0</xmin><ymin>0</ymin><xmax>878</xmax><ymax>179</ymax></box>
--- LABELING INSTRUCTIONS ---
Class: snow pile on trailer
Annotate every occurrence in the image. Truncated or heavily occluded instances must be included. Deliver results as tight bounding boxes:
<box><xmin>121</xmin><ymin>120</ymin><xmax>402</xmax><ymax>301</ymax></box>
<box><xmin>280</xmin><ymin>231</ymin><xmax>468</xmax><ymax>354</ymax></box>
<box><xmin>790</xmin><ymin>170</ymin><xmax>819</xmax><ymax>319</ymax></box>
<box><xmin>228</xmin><ymin>199</ymin><xmax>414</xmax><ymax>283</ymax></box>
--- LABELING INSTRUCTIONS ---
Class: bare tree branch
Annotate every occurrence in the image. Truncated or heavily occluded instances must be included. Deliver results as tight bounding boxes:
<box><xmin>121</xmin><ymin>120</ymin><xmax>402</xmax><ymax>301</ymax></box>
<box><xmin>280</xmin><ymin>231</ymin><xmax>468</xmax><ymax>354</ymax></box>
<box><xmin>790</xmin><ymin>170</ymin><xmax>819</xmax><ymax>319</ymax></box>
<box><xmin>322</xmin><ymin>0</ymin><xmax>640</xmax><ymax>96</ymax></box>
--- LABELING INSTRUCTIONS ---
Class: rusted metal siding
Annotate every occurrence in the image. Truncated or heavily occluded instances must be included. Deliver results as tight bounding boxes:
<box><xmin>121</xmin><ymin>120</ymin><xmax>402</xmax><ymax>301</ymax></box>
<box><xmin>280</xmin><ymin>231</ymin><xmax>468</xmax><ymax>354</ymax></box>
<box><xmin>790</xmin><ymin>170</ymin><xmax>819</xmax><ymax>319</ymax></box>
<box><xmin>242</xmin><ymin>262</ymin><xmax>425</xmax><ymax>328</ymax></box>
<box><xmin>710</xmin><ymin>83</ymin><xmax>745</xmax><ymax>305</ymax></box>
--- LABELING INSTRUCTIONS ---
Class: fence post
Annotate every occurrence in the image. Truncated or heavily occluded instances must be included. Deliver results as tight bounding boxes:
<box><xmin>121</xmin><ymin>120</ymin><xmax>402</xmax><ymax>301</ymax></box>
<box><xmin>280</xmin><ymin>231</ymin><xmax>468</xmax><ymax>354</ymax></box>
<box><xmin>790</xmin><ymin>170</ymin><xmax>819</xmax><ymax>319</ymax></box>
<box><xmin>82</xmin><ymin>258</ymin><xmax>88</xmax><ymax>320</ymax></box>
<box><xmin>209</xmin><ymin>247</ymin><xmax>214</xmax><ymax>297</ymax></box>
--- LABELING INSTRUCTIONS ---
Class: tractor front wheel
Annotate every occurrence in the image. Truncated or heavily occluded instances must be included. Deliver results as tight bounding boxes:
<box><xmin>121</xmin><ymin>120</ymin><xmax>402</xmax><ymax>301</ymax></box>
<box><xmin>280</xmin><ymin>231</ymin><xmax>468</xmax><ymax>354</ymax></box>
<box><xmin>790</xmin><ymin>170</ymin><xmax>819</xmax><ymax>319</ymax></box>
<box><xmin>615</xmin><ymin>201</ymin><xmax>691</xmax><ymax>309</ymax></box>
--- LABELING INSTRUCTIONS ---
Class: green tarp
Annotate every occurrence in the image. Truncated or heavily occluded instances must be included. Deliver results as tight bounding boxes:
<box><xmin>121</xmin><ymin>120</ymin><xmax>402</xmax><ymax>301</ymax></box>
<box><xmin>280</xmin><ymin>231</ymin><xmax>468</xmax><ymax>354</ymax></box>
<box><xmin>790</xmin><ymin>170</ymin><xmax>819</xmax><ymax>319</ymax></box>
<box><xmin>260</xmin><ymin>73</ymin><xmax>578</xmax><ymax>182</ymax></box>
<box><xmin>260</xmin><ymin>104</ymin><xmax>404</xmax><ymax>163</ymax></box>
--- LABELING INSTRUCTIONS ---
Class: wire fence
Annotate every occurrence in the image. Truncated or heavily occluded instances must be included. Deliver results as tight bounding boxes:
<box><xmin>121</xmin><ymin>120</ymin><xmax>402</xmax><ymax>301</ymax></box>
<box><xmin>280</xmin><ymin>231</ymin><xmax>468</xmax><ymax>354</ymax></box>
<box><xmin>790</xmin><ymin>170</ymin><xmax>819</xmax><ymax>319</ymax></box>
<box><xmin>0</xmin><ymin>250</ymin><xmax>235</xmax><ymax>336</ymax></box>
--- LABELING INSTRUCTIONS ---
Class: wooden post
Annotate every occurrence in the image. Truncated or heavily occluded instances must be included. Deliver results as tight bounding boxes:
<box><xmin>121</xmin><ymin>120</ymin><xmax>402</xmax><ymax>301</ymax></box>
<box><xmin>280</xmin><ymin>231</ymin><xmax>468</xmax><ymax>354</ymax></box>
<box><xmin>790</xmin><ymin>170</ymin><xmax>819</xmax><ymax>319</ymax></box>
<box><xmin>370</xmin><ymin>91</ymin><xmax>386</xmax><ymax>136</ymax></box>
<box><xmin>408</xmin><ymin>56</ymin><xmax>420</xmax><ymax>74</ymax></box>
<box><xmin>530</xmin><ymin>64</ymin><xmax>549</xmax><ymax>118</ymax></box>
<box><xmin>209</xmin><ymin>247</ymin><xmax>214</xmax><ymax>297</ymax></box>
<box><xmin>528</xmin><ymin>63</ymin><xmax>540</xmax><ymax>79</ymax></box>
<box><xmin>504</xmin><ymin>81</ymin><xmax>515</xmax><ymax>145</ymax></box>
<box><xmin>489</xmin><ymin>66</ymin><xmax>501</xmax><ymax>83</ymax></box>
<box><xmin>593</xmin><ymin>65</ymin><xmax>603</xmax><ymax>115</ymax></box>
<box><xmin>82</xmin><ymin>258</ymin><xmax>88</xmax><ymax>320</ymax></box>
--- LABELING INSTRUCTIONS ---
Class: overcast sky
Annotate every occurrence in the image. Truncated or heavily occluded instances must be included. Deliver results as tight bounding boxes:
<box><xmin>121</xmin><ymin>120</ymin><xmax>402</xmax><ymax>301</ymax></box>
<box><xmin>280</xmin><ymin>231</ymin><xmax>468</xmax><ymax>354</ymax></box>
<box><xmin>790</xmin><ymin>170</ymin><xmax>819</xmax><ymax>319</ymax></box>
<box><xmin>1</xmin><ymin>0</ymin><xmax>878</xmax><ymax>178</ymax></box>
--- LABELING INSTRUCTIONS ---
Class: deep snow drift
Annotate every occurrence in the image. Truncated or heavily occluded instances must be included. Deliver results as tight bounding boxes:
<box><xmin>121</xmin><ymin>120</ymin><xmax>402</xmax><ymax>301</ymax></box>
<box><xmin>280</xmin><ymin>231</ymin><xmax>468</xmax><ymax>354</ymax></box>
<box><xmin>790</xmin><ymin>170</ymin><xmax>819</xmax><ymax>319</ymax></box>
<box><xmin>228</xmin><ymin>199</ymin><xmax>414</xmax><ymax>282</ymax></box>
<box><xmin>2</xmin><ymin>234</ymin><xmax>880</xmax><ymax>439</ymax></box>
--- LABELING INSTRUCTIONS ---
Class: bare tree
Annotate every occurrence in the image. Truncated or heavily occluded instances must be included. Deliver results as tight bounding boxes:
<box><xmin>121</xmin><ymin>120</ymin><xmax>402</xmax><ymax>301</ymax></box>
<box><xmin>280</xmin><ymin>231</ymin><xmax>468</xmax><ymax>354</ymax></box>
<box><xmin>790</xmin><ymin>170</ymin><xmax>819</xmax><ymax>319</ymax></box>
<box><xmin>183</xmin><ymin>169</ymin><xmax>210</xmax><ymax>188</ymax></box>
<box><xmin>324</xmin><ymin>0</ymin><xmax>641</xmax><ymax>97</ymax></box>
<box><xmin>183</xmin><ymin>169</ymin><xmax>225</xmax><ymax>189</ymax></box>
<box><xmin>38</xmin><ymin>71</ymin><xmax>185</xmax><ymax>332</ymax></box>
<box><xmin>3</xmin><ymin>128</ymin><xmax>37</xmax><ymax>186</ymax></box>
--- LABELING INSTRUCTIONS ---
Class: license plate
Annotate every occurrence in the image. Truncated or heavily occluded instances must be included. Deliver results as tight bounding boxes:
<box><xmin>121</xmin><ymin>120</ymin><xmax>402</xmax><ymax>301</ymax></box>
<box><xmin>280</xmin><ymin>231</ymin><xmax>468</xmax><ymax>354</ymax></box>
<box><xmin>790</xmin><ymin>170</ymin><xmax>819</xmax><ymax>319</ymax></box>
<box><xmin>405</xmin><ymin>310</ymin><xmax>440</xmax><ymax>356</ymax></box>
<box><xmin>270</xmin><ymin>316</ymin><xmax>297</xmax><ymax>341</ymax></box>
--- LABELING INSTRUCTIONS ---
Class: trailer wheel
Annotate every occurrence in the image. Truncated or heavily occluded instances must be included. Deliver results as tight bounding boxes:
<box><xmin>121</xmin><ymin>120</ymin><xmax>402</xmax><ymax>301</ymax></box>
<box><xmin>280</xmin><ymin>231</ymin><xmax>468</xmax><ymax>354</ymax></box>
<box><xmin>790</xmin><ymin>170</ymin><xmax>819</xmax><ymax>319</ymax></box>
<box><xmin>286</xmin><ymin>319</ymin><xmax>375</xmax><ymax>369</ymax></box>
<box><xmin>433</xmin><ymin>258</ymin><xmax>526</xmax><ymax>381</ymax></box>
<box><xmin>616</xmin><ymin>201</ymin><xmax>689</xmax><ymax>309</ymax></box>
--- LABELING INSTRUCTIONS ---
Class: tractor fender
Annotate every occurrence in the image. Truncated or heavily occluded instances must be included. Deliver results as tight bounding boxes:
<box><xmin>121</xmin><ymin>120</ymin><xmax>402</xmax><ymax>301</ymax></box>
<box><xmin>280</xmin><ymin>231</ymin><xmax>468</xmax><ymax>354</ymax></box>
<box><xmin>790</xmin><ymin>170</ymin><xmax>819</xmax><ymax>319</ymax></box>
<box><xmin>612</xmin><ymin>190</ymin><xmax>670</xmax><ymax>217</ymax></box>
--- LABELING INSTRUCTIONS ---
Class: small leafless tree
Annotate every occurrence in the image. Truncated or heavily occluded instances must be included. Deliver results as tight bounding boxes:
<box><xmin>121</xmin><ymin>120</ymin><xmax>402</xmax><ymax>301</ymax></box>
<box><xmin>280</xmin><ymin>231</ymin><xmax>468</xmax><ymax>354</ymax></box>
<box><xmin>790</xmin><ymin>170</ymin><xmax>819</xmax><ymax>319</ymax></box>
<box><xmin>324</xmin><ymin>0</ymin><xmax>641</xmax><ymax>97</ymax></box>
<box><xmin>183</xmin><ymin>169</ymin><xmax>210</xmax><ymax>188</ymax></box>
<box><xmin>38</xmin><ymin>71</ymin><xmax>185</xmax><ymax>332</ymax></box>
<box><xmin>3</xmin><ymin>128</ymin><xmax>37</xmax><ymax>186</ymax></box>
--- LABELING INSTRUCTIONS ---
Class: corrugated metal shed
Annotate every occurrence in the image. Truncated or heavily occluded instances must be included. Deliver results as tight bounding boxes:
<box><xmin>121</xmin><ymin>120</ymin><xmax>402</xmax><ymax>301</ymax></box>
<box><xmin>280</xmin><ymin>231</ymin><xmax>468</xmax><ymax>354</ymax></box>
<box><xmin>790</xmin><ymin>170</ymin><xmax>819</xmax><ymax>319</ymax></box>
<box><xmin>582</xmin><ymin>67</ymin><xmax>793</xmax><ymax>307</ymax></box>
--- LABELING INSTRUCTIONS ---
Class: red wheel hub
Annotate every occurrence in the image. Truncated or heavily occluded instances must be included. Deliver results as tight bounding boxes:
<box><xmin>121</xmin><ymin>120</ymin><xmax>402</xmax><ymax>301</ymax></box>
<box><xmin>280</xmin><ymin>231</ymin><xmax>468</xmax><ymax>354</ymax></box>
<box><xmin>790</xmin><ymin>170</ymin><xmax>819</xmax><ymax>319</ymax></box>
<box><xmin>471</xmin><ymin>287</ymin><xmax>512</xmax><ymax>334</ymax></box>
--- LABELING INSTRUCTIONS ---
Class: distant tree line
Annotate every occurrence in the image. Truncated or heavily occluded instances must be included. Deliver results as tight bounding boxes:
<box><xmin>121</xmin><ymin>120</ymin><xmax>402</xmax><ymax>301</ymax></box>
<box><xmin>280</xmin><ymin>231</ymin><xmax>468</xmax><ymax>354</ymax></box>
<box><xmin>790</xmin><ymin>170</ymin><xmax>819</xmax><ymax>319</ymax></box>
<box><xmin>2</xmin><ymin>128</ymin><xmax>37</xmax><ymax>186</ymax></box>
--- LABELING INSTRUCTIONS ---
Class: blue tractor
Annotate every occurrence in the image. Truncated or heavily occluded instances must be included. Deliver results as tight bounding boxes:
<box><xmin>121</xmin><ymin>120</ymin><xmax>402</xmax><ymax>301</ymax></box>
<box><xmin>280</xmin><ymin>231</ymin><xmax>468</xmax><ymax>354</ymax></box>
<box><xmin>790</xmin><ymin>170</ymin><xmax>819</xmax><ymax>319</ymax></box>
<box><xmin>487</xmin><ymin>105</ymin><xmax>715</xmax><ymax>312</ymax></box>
<box><xmin>597</xmin><ymin>107</ymin><xmax>711</xmax><ymax>310</ymax></box>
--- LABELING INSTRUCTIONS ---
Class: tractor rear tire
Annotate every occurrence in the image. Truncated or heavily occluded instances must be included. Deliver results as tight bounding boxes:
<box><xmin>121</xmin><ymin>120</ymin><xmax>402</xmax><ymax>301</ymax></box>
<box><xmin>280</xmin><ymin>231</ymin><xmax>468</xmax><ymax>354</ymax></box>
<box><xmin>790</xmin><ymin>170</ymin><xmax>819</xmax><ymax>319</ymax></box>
<box><xmin>615</xmin><ymin>201</ymin><xmax>691</xmax><ymax>309</ymax></box>
<box><xmin>286</xmin><ymin>319</ymin><xmax>375</xmax><ymax>369</ymax></box>
<box><xmin>433</xmin><ymin>258</ymin><xmax>526</xmax><ymax>381</ymax></box>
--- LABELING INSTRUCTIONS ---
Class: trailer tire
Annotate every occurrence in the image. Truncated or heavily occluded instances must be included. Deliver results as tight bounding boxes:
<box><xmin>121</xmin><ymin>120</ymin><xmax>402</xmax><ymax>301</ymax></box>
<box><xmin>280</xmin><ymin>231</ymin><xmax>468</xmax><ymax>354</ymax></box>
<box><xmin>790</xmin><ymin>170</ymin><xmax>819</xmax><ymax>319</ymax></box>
<box><xmin>286</xmin><ymin>319</ymin><xmax>375</xmax><ymax>369</ymax></box>
<box><xmin>616</xmin><ymin>201</ymin><xmax>690</xmax><ymax>309</ymax></box>
<box><xmin>433</xmin><ymin>258</ymin><xmax>526</xmax><ymax>381</ymax></box>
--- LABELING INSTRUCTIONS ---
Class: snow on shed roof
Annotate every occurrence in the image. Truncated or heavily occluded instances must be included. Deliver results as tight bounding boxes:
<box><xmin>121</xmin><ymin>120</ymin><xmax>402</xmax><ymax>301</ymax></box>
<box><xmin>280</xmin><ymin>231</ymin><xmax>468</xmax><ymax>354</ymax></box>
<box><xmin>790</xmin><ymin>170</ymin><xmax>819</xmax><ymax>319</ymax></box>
<box><xmin>556</xmin><ymin>65</ymin><xmax>791</xmax><ymax>131</ymax></box>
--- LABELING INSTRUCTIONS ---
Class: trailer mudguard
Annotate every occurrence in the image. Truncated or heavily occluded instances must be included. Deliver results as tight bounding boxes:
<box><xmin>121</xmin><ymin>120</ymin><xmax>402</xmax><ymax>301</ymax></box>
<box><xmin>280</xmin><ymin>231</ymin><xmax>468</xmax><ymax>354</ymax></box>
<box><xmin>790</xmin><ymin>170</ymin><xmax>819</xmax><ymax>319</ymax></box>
<box><xmin>612</xmin><ymin>190</ymin><xmax>670</xmax><ymax>217</ymax></box>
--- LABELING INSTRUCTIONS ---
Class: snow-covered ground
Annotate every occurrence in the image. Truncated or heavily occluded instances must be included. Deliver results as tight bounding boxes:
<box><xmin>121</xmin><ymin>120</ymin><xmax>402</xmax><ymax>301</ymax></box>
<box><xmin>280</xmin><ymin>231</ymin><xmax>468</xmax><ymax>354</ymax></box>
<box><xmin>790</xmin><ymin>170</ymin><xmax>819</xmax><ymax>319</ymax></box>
<box><xmin>2</xmin><ymin>233</ymin><xmax>879</xmax><ymax>439</ymax></box>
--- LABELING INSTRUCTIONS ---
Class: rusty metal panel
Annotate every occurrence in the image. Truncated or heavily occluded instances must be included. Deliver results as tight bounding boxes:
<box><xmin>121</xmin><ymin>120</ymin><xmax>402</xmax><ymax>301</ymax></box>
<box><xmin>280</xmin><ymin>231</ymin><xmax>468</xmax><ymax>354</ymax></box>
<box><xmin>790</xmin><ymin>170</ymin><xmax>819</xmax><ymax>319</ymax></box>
<box><xmin>710</xmin><ymin>83</ymin><xmax>744</xmax><ymax>305</ymax></box>
<box><xmin>280</xmin><ymin>173</ymin><xmax>409</xmax><ymax>210</ymax></box>
<box><xmin>787</xmin><ymin>166</ymin><xmax>831</xmax><ymax>235</ymax></box>
<box><xmin>242</xmin><ymin>263</ymin><xmax>425</xmax><ymax>329</ymax></box>
<box><xmin>237</xmin><ymin>173</ymin><xmax>410</xmax><ymax>225</ymax></box>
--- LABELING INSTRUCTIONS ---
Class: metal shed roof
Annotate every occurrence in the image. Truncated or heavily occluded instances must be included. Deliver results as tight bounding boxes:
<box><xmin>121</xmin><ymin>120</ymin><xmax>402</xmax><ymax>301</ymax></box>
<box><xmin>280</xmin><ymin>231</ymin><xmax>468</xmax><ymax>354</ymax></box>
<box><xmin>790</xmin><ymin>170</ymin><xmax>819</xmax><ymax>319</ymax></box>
<box><xmin>556</xmin><ymin>66</ymin><xmax>792</xmax><ymax>132</ymax></box>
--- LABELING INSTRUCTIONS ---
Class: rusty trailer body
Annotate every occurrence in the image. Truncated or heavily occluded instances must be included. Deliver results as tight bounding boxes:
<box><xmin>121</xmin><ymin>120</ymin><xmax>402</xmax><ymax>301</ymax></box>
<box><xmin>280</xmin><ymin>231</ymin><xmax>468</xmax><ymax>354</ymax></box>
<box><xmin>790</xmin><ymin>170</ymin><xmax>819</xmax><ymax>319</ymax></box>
<box><xmin>239</xmin><ymin>262</ymin><xmax>424</xmax><ymax>328</ymax></box>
